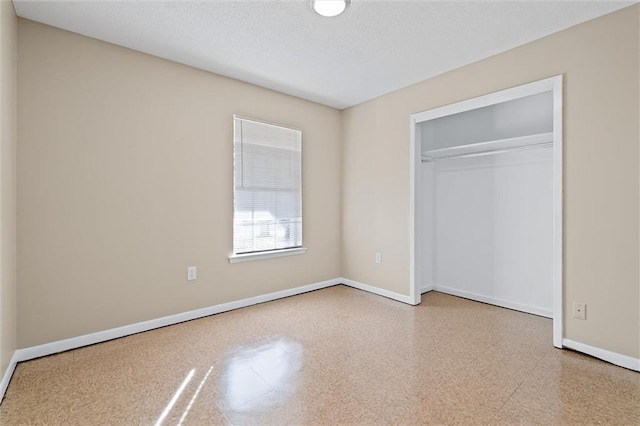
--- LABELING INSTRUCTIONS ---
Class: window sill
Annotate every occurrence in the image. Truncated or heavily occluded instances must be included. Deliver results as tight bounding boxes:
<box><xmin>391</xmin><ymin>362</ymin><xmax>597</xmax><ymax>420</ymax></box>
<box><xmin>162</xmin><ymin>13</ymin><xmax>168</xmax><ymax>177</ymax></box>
<box><xmin>229</xmin><ymin>247</ymin><xmax>307</xmax><ymax>264</ymax></box>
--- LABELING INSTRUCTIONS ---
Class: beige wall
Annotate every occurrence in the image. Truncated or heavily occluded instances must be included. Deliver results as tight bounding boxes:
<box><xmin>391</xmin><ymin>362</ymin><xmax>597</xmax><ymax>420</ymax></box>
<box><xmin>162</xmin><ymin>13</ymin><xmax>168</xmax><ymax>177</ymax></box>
<box><xmin>0</xmin><ymin>0</ymin><xmax>18</xmax><ymax>376</ymax></box>
<box><xmin>17</xmin><ymin>20</ymin><xmax>342</xmax><ymax>348</ymax></box>
<box><xmin>342</xmin><ymin>5</ymin><xmax>640</xmax><ymax>358</ymax></box>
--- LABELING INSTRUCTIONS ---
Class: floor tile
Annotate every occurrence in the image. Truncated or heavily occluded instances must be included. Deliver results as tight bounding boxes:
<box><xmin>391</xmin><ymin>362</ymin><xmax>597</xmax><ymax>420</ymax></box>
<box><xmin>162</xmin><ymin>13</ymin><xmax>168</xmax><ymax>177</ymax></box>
<box><xmin>1</xmin><ymin>287</ymin><xmax>637</xmax><ymax>426</ymax></box>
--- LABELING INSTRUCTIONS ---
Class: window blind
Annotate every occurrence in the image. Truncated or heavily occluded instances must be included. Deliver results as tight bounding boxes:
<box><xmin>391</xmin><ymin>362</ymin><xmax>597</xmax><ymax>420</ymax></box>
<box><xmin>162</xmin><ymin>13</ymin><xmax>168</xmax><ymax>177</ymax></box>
<box><xmin>233</xmin><ymin>116</ymin><xmax>302</xmax><ymax>255</ymax></box>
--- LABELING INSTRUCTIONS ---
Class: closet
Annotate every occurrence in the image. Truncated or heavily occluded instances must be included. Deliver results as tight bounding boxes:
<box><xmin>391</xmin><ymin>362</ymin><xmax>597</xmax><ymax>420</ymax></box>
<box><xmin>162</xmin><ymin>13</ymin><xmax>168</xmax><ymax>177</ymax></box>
<box><xmin>413</xmin><ymin>78</ymin><xmax>563</xmax><ymax>323</ymax></box>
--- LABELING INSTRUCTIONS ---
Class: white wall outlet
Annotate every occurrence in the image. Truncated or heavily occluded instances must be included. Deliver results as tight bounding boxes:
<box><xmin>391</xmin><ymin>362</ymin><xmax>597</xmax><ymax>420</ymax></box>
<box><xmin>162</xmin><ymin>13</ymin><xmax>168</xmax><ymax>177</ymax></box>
<box><xmin>375</xmin><ymin>252</ymin><xmax>382</xmax><ymax>264</ymax></box>
<box><xmin>572</xmin><ymin>302</ymin><xmax>586</xmax><ymax>320</ymax></box>
<box><xmin>187</xmin><ymin>266</ymin><xmax>197</xmax><ymax>281</ymax></box>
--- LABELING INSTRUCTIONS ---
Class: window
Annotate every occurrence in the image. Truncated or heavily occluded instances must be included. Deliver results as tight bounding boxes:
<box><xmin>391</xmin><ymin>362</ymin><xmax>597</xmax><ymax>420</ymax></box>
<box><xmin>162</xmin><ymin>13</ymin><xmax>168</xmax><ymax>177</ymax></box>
<box><xmin>229</xmin><ymin>116</ymin><xmax>305</xmax><ymax>263</ymax></box>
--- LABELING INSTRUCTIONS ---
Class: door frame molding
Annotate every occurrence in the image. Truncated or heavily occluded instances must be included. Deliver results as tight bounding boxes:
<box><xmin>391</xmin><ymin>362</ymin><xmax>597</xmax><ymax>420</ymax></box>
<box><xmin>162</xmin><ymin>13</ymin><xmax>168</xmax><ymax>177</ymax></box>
<box><xmin>408</xmin><ymin>75</ymin><xmax>564</xmax><ymax>347</ymax></box>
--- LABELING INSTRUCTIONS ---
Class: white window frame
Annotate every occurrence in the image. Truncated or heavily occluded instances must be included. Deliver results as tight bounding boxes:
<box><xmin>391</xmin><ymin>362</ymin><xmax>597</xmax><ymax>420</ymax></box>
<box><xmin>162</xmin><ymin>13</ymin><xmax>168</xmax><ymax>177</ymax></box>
<box><xmin>229</xmin><ymin>115</ymin><xmax>306</xmax><ymax>263</ymax></box>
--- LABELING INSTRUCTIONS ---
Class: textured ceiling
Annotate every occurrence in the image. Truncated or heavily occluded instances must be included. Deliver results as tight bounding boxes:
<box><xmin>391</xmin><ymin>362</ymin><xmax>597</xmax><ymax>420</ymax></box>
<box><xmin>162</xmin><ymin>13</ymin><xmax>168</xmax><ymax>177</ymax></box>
<box><xmin>13</xmin><ymin>0</ymin><xmax>635</xmax><ymax>109</ymax></box>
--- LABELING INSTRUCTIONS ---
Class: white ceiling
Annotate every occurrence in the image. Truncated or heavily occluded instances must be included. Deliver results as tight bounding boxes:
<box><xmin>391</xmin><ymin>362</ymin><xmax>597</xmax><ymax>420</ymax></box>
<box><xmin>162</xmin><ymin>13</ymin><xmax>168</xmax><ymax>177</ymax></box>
<box><xmin>13</xmin><ymin>0</ymin><xmax>635</xmax><ymax>109</ymax></box>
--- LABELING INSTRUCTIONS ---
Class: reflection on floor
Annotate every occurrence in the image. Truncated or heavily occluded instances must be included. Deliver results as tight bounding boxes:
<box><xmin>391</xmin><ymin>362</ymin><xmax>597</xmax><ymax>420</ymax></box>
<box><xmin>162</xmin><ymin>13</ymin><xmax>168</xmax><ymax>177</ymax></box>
<box><xmin>1</xmin><ymin>286</ymin><xmax>638</xmax><ymax>425</ymax></box>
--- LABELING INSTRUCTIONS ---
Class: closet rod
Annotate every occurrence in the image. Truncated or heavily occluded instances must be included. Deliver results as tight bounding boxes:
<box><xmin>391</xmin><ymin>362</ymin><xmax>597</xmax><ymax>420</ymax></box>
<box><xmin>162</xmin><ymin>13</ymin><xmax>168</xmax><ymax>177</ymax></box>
<box><xmin>421</xmin><ymin>141</ymin><xmax>553</xmax><ymax>163</ymax></box>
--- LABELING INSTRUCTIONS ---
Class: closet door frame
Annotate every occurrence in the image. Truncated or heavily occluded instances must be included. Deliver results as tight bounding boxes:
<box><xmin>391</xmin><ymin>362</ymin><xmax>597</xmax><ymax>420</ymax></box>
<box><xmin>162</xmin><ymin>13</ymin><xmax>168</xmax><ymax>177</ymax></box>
<box><xmin>409</xmin><ymin>75</ymin><xmax>564</xmax><ymax>348</ymax></box>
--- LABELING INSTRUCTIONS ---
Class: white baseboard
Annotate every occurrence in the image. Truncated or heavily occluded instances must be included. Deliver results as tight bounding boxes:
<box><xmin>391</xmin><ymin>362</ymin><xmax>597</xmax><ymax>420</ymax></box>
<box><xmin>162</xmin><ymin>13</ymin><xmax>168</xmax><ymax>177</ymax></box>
<box><xmin>0</xmin><ymin>352</ymin><xmax>19</xmax><ymax>403</ymax></box>
<box><xmin>562</xmin><ymin>338</ymin><xmax>640</xmax><ymax>372</ymax></box>
<box><xmin>341</xmin><ymin>277</ymin><xmax>415</xmax><ymax>305</ymax></box>
<box><xmin>421</xmin><ymin>284</ymin><xmax>434</xmax><ymax>294</ymax></box>
<box><xmin>433</xmin><ymin>284</ymin><xmax>553</xmax><ymax>318</ymax></box>
<box><xmin>14</xmin><ymin>278</ymin><xmax>341</xmax><ymax>364</ymax></box>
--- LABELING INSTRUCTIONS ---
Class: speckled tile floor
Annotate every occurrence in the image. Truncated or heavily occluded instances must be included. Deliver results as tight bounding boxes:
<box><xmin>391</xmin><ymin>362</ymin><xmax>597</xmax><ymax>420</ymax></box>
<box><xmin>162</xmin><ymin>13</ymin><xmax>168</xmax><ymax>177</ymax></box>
<box><xmin>0</xmin><ymin>286</ymin><xmax>638</xmax><ymax>425</ymax></box>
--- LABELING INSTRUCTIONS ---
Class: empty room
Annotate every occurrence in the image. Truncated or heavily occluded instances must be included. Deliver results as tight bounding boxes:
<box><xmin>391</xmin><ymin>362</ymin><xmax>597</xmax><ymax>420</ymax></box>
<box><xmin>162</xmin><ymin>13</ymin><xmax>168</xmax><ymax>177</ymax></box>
<box><xmin>0</xmin><ymin>0</ymin><xmax>639</xmax><ymax>424</ymax></box>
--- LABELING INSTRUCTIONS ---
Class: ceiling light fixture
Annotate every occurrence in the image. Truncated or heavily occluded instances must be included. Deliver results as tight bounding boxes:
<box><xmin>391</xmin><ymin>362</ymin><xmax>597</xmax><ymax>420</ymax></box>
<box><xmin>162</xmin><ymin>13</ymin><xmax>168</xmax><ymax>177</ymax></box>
<box><xmin>311</xmin><ymin>0</ymin><xmax>350</xmax><ymax>18</ymax></box>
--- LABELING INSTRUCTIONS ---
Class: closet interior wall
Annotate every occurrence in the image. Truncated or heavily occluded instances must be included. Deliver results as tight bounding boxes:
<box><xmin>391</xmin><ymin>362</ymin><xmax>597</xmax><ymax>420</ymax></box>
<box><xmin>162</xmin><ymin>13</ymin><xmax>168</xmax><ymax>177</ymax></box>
<box><xmin>420</xmin><ymin>92</ymin><xmax>554</xmax><ymax>317</ymax></box>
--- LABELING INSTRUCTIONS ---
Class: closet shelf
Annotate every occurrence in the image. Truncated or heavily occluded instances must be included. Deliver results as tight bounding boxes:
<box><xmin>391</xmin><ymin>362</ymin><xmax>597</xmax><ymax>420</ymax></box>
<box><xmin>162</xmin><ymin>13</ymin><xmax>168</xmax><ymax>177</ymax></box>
<box><xmin>422</xmin><ymin>132</ymin><xmax>553</xmax><ymax>162</ymax></box>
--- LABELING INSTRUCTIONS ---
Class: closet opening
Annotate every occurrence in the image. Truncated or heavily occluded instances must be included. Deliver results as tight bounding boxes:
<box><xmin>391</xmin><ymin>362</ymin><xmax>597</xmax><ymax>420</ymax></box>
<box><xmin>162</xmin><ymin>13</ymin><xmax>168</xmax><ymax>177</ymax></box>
<box><xmin>409</xmin><ymin>76</ymin><xmax>563</xmax><ymax>347</ymax></box>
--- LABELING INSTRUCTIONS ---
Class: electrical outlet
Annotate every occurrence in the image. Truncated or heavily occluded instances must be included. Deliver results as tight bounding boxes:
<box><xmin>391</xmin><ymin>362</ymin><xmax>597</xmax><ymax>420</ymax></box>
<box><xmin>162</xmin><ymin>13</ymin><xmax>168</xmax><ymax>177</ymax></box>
<box><xmin>375</xmin><ymin>253</ymin><xmax>382</xmax><ymax>264</ymax></box>
<box><xmin>572</xmin><ymin>302</ymin><xmax>586</xmax><ymax>320</ymax></box>
<box><xmin>187</xmin><ymin>266</ymin><xmax>197</xmax><ymax>281</ymax></box>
